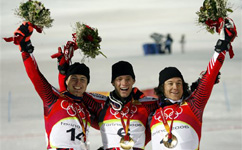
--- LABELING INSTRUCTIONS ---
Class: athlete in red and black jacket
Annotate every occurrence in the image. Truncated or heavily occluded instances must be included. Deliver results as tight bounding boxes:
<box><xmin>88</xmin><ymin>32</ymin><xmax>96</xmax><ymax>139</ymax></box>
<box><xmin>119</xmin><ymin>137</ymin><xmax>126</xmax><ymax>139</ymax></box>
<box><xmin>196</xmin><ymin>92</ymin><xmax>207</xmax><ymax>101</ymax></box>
<box><xmin>11</xmin><ymin>22</ymin><xmax>106</xmax><ymax>150</ymax></box>
<box><xmin>80</xmin><ymin>61</ymin><xmax>158</xmax><ymax>150</ymax></box>
<box><xmin>149</xmin><ymin>17</ymin><xmax>237</xmax><ymax>150</ymax></box>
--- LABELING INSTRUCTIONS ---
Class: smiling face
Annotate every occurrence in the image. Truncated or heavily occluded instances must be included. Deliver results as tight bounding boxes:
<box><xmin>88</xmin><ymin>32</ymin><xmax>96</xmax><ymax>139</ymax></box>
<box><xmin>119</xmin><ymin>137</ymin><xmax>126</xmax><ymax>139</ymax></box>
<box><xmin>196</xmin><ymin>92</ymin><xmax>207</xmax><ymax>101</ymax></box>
<box><xmin>163</xmin><ymin>77</ymin><xmax>183</xmax><ymax>101</ymax></box>
<box><xmin>112</xmin><ymin>75</ymin><xmax>135</xmax><ymax>98</ymax></box>
<box><xmin>66</xmin><ymin>74</ymin><xmax>88</xmax><ymax>97</ymax></box>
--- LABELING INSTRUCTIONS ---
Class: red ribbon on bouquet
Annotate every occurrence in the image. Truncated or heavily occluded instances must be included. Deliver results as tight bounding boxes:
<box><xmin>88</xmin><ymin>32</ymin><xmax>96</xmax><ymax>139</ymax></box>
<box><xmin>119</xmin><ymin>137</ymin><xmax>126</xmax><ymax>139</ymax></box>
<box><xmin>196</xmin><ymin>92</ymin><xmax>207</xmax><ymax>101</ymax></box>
<box><xmin>72</xmin><ymin>33</ymin><xmax>77</xmax><ymax>44</ymax></box>
<box><xmin>205</xmin><ymin>17</ymin><xmax>237</xmax><ymax>59</ymax></box>
<box><xmin>205</xmin><ymin>17</ymin><xmax>224</xmax><ymax>33</ymax></box>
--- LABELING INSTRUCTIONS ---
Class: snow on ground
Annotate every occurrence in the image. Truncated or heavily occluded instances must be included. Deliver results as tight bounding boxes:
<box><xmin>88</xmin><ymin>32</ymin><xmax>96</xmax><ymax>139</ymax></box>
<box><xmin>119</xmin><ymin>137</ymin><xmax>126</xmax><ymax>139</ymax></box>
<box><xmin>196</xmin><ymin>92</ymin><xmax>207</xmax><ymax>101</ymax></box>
<box><xmin>0</xmin><ymin>0</ymin><xmax>241</xmax><ymax>149</ymax></box>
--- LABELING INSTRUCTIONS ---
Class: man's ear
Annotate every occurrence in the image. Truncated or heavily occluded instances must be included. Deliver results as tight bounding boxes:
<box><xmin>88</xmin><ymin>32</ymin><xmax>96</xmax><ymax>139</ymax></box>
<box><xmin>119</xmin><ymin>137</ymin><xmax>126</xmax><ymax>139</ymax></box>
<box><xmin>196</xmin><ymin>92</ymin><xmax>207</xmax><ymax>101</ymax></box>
<box><xmin>65</xmin><ymin>76</ymin><xmax>70</xmax><ymax>86</ymax></box>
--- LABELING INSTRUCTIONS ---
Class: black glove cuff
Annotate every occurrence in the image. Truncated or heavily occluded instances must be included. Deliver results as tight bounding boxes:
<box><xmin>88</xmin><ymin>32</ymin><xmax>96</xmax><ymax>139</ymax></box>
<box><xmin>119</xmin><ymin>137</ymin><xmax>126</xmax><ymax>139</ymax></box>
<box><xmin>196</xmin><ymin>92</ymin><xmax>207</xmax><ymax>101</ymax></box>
<box><xmin>58</xmin><ymin>63</ymin><xmax>69</xmax><ymax>75</ymax></box>
<box><xmin>214</xmin><ymin>39</ymin><xmax>230</xmax><ymax>53</ymax></box>
<box><xmin>20</xmin><ymin>40</ymin><xmax>34</xmax><ymax>53</ymax></box>
<box><xmin>215</xmin><ymin>72</ymin><xmax>221</xmax><ymax>84</ymax></box>
<box><xmin>190</xmin><ymin>79</ymin><xmax>200</xmax><ymax>93</ymax></box>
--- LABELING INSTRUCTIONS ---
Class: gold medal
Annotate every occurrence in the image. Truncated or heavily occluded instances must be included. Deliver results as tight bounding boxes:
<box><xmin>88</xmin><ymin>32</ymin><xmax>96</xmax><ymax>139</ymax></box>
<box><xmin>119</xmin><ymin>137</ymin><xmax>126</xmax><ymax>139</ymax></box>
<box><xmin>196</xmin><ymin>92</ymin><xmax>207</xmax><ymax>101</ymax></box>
<box><xmin>159</xmin><ymin>104</ymin><xmax>180</xmax><ymax>148</ymax></box>
<box><xmin>120</xmin><ymin>136</ymin><xmax>134</xmax><ymax>150</ymax></box>
<box><xmin>162</xmin><ymin>133</ymin><xmax>178</xmax><ymax>148</ymax></box>
<box><xmin>119</xmin><ymin>100</ymin><xmax>134</xmax><ymax>150</ymax></box>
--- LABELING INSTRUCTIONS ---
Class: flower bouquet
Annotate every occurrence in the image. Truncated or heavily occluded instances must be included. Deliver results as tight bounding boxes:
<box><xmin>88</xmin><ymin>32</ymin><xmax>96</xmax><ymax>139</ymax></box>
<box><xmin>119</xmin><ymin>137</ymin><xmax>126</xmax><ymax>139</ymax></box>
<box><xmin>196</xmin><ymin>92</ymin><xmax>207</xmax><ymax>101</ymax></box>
<box><xmin>73</xmin><ymin>22</ymin><xmax>106</xmax><ymax>59</ymax></box>
<box><xmin>15</xmin><ymin>0</ymin><xmax>54</xmax><ymax>31</ymax></box>
<box><xmin>196</xmin><ymin>0</ymin><xmax>233</xmax><ymax>34</ymax></box>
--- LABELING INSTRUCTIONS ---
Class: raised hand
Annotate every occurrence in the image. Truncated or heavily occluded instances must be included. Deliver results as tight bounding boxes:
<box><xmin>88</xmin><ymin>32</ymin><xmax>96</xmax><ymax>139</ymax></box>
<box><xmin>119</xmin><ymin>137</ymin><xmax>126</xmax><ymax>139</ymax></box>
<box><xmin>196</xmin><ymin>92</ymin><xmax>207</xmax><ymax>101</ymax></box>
<box><xmin>3</xmin><ymin>22</ymin><xmax>42</xmax><ymax>53</ymax></box>
<box><xmin>214</xmin><ymin>17</ymin><xmax>237</xmax><ymax>58</ymax></box>
<box><xmin>51</xmin><ymin>41</ymin><xmax>78</xmax><ymax>74</ymax></box>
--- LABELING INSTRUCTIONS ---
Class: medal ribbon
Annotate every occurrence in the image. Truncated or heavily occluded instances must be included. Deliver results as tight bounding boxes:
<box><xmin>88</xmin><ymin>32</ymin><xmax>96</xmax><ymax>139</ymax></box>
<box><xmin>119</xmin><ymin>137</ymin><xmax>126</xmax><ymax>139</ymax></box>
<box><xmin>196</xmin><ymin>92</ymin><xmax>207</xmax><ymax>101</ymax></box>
<box><xmin>159</xmin><ymin>104</ymin><xmax>180</xmax><ymax>139</ymax></box>
<box><xmin>73</xmin><ymin>103</ymin><xmax>88</xmax><ymax>142</ymax></box>
<box><xmin>63</xmin><ymin>94</ymin><xmax>88</xmax><ymax>143</ymax></box>
<box><xmin>120</xmin><ymin>100</ymin><xmax>133</xmax><ymax>141</ymax></box>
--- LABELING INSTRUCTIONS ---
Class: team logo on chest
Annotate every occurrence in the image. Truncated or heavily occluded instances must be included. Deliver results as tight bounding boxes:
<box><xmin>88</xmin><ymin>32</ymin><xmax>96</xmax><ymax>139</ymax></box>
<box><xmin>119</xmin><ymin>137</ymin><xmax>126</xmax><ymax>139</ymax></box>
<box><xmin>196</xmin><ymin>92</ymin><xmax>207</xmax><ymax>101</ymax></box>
<box><xmin>110</xmin><ymin>105</ymin><xmax>137</xmax><ymax>119</ymax></box>
<box><xmin>154</xmin><ymin>107</ymin><xmax>183</xmax><ymax>122</ymax></box>
<box><xmin>61</xmin><ymin>100</ymin><xmax>86</xmax><ymax>119</ymax></box>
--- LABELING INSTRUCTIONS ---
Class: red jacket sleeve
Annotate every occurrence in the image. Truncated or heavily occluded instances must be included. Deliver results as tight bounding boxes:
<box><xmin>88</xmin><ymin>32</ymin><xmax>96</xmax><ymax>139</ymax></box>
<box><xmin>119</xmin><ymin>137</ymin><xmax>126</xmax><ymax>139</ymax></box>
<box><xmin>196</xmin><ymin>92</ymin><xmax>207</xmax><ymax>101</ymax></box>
<box><xmin>22</xmin><ymin>52</ymin><xmax>59</xmax><ymax>113</ymax></box>
<box><xmin>188</xmin><ymin>51</ymin><xmax>226</xmax><ymax>122</ymax></box>
<box><xmin>58</xmin><ymin>73</ymin><xmax>67</xmax><ymax>92</ymax></box>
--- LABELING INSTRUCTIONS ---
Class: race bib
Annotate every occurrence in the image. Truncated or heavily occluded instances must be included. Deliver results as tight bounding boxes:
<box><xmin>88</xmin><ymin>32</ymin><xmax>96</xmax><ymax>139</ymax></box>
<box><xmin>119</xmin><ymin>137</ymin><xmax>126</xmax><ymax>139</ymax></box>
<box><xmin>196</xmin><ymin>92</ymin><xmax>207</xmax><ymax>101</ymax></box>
<box><xmin>49</xmin><ymin>117</ymin><xmax>89</xmax><ymax>150</ymax></box>
<box><xmin>152</xmin><ymin>121</ymin><xmax>199</xmax><ymax>150</ymax></box>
